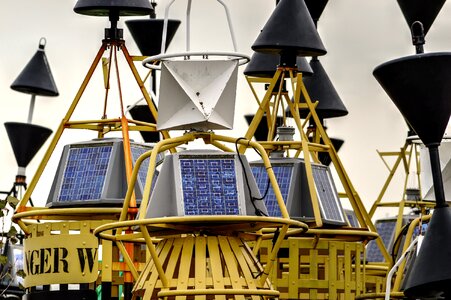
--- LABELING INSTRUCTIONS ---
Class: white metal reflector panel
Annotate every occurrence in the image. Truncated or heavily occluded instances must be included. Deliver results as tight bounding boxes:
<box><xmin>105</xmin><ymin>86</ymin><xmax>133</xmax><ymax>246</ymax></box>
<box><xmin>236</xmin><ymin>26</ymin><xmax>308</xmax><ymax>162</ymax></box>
<box><xmin>157</xmin><ymin>59</ymin><xmax>238</xmax><ymax>131</ymax></box>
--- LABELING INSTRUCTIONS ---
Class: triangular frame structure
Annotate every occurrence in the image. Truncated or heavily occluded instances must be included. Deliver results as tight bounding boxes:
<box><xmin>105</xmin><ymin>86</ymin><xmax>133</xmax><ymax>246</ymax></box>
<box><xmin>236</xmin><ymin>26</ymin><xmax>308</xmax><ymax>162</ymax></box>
<box><xmin>242</xmin><ymin>66</ymin><xmax>392</xmax><ymax>262</ymax></box>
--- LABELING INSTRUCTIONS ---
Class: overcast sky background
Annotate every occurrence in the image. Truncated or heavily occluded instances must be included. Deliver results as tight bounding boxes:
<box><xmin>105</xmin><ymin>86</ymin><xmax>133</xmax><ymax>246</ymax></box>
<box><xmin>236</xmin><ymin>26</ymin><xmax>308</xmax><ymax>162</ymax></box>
<box><xmin>0</xmin><ymin>0</ymin><xmax>450</xmax><ymax>220</ymax></box>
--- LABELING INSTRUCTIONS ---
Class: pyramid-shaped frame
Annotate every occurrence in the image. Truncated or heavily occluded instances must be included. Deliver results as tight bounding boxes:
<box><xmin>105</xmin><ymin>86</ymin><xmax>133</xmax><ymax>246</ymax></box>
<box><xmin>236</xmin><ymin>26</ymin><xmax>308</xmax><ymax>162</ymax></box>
<box><xmin>157</xmin><ymin>60</ymin><xmax>238</xmax><ymax>131</ymax></box>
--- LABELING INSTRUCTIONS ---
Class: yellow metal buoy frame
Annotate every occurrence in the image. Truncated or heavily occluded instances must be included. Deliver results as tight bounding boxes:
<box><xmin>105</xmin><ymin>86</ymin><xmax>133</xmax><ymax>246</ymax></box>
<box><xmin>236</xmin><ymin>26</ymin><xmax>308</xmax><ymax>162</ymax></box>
<box><xmin>94</xmin><ymin>132</ymin><xmax>308</xmax><ymax>299</ymax></box>
<box><xmin>12</xmin><ymin>35</ymin><xmax>165</xmax><ymax>298</ymax></box>
<box><xmin>241</xmin><ymin>66</ymin><xmax>391</xmax><ymax>299</ymax></box>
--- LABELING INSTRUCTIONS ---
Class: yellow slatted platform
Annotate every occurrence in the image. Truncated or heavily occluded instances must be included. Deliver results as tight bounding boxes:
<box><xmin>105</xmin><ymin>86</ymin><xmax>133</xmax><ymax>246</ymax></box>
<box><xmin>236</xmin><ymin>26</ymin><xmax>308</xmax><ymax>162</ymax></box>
<box><xmin>133</xmin><ymin>235</ymin><xmax>278</xmax><ymax>300</ymax></box>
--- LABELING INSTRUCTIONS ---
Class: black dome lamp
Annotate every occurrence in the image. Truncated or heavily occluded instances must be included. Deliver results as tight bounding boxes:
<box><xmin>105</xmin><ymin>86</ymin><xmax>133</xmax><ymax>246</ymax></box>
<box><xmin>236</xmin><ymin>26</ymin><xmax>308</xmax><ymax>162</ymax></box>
<box><xmin>373</xmin><ymin>20</ymin><xmax>451</xmax><ymax>299</ymax></box>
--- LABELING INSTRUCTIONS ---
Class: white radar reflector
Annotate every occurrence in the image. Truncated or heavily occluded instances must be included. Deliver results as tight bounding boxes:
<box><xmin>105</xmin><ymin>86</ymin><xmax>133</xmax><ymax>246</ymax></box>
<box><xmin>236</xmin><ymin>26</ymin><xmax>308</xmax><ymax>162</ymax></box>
<box><xmin>157</xmin><ymin>59</ymin><xmax>238</xmax><ymax>131</ymax></box>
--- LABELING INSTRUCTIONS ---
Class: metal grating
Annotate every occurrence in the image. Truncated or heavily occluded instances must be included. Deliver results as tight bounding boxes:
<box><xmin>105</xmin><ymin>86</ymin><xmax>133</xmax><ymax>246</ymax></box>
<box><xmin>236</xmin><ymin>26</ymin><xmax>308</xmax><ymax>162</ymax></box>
<box><xmin>251</xmin><ymin>165</ymin><xmax>293</xmax><ymax>217</ymax></box>
<box><xmin>366</xmin><ymin>219</ymin><xmax>397</xmax><ymax>262</ymax></box>
<box><xmin>312</xmin><ymin>164</ymin><xmax>345</xmax><ymax>223</ymax></box>
<box><xmin>57</xmin><ymin>145</ymin><xmax>113</xmax><ymax>201</ymax></box>
<box><xmin>180</xmin><ymin>157</ymin><xmax>240</xmax><ymax>215</ymax></box>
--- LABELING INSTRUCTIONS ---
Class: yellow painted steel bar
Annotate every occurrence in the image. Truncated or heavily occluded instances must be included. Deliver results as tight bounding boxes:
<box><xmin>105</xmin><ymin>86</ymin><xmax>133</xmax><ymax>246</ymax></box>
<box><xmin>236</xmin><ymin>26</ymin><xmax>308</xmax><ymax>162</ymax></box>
<box><xmin>121</xmin><ymin>117</ymin><xmax>137</xmax><ymax>209</ymax></box>
<box><xmin>260</xmin><ymin>228</ymin><xmax>380</xmax><ymax>240</ymax></box>
<box><xmin>13</xmin><ymin>207</ymin><xmax>121</xmax><ymax>221</ymax></box>
<box><xmin>209</xmin><ymin>140</ymin><xmax>235</xmax><ymax>153</ymax></box>
<box><xmin>369</xmin><ymin>144</ymin><xmax>408</xmax><ymax>218</ymax></box>
<box><xmin>16</xmin><ymin>42</ymin><xmax>108</xmax><ymax>214</ymax></box>
<box><xmin>137</xmin><ymin>134</ymin><xmax>197</xmax><ymax>221</ymax></box>
<box><xmin>118</xmin><ymin>135</ymin><xmax>192</xmax><ymax>223</ymax></box>
<box><xmin>239</xmin><ymin>69</ymin><xmax>282</xmax><ymax>153</ymax></box>
<box><xmin>212</xmin><ymin>133</ymin><xmax>290</xmax><ymax>219</ymax></box>
<box><xmin>267</xmin><ymin>72</ymin><xmax>286</xmax><ymax>140</ymax></box>
<box><xmin>120</xmin><ymin>43</ymin><xmax>173</xmax><ymax>147</ymax></box>
<box><xmin>115</xmin><ymin>241</ymin><xmax>140</xmax><ymax>280</ymax></box>
<box><xmin>94</xmin><ymin>217</ymin><xmax>307</xmax><ymax>242</ymax></box>
<box><xmin>298</xmin><ymin>76</ymin><xmax>390</xmax><ymax>261</ymax></box>
<box><xmin>157</xmin><ymin>289</ymin><xmax>280</xmax><ymax>297</ymax></box>
<box><xmin>259</xmin><ymin>224</ymin><xmax>289</xmax><ymax>286</ymax></box>
<box><xmin>246</xmin><ymin>76</ymin><xmax>263</xmax><ymax>107</ymax></box>
<box><xmin>395</xmin><ymin>144</ymin><xmax>415</xmax><ymax>237</ymax></box>
<box><xmin>392</xmin><ymin>214</ymin><xmax>431</xmax><ymax>291</ymax></box>
<box><xmin>139</xmin><ymin>224</ymin><xmax>170</xmax><ymax>288</ymax></box>
<box><xmin>289</xmin><ymin>73</ymin><xmax>323</xmax><ymax>227</ymax></box>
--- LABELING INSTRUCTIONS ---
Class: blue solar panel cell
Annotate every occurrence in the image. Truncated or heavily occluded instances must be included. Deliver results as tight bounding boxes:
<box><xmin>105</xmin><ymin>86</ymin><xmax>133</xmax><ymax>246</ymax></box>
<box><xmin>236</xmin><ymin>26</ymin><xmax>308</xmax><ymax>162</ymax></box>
<box><xmin>180</xmin><ymin>157</ymin><xmax>239</xmax><ymax>215</ymax></box>
<box><xmin>312</xmin><ymin>165</ymin><xmax>345</xmax><ymax>223</ymax></box>
<box><xmin>251</xmin><ymin>164</ymin><xmax>293</xmax><ymax>217</ymax></box>
<box><xmin>58</xmin><ymin>145</ymin><xmax>113</xmax><ymax>201</ymax></box>
<box><xmin>366</xmin><ymin>219</ymin><xmax>397</xmax><ymax>262</ymax></box>
<box><xmin>130</xmin><ymin>145</ymin><xmax>151</xmax><ymax>188</ymax></box>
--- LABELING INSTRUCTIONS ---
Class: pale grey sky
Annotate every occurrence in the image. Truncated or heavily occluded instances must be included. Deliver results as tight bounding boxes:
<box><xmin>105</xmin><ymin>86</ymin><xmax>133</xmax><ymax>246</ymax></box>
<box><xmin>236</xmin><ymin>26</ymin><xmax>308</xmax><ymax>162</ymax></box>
<box><xmin>0</xmin><ymin>0</ymin><xmax>450</xmax><ymax>219</ymax></box>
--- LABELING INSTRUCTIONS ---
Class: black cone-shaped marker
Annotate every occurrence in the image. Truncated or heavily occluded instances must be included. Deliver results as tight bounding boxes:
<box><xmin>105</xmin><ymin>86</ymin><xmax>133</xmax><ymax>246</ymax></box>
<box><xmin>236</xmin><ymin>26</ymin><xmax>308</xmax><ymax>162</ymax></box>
<box><xmin>374</xmin><ymin>51</ymin><xmax>451</xmax><ymax>298</ymax></box>
<box><xmin>4</xmin><ymin>122</ymin><xmax>52</xmax><ymax>169</ymax></box>
<box><xmin>252</xmin><ymin>0</ymin><xmax>326</xmax><ymax>65</ymax></box>
<box><xmin>397</xmin><ymin>0</ymin><xmax>446</xmax><ymax>36</ymax></box>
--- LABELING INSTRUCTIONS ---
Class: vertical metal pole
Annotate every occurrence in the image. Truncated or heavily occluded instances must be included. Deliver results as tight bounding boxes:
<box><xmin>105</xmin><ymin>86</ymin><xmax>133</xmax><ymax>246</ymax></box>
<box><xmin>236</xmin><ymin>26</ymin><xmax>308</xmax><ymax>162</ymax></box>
<box><xmin>27</xmin><ymin>94</ymin><xmax>36</xmax><ymax>123</ymax></box>
<box><xmin>428</xmin><ymin>145</ymin><xmax>447</xmax><ymax>208</ymax></box>
<box><xmin>186</xmin><ymin>0</ymin><xmax>192</xmax><ymax>52</ymax></box>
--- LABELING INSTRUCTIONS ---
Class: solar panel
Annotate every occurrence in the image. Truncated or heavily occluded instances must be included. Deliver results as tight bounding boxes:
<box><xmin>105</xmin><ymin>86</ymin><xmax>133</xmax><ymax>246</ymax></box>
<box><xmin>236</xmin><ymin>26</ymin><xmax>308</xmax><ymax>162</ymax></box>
<box><xmin>249</xmin><ymin>158</ymin><xmax>346</xmax><ymax>225</ymax></box>
<box><xmin>47</xmin><ymin>138</ymin><xmax>158</xmax><ymax>207</ymax></box>
<box><xmin>131</xmin><ymin>145</ymin><xmax>150</xmax><ymax>188</ymax></box>
<box><xmin>251</xmin><ymin>164</ymin><xmax>293</xmax><ymax>217</ymax></box>
<box><xmin>145</xmin><ymin>150</ymin><xmax>268</xmax><ymax>218</ymax></box>
<box><xmin>366</xmin><ymin>219</ymin><xmax>397</xmax><ymax>262</ymax></box>
<box><xmin>345</xmin><ymin>209</ymin><xmax>360</xmax><ymax>227</ymax></box>
<box><xmin>312</xmin><ymin>164</ymin><xmax>346</xmax><ymax>223</ymax></box>
<box><xmin>58</xmin><ymin>145</ymin><xmax>113</xmax><ymax>201</ymax></box>
<box><xmin>180</xmin><ymin>156</ymin><xmax>240</xmax><ymax>215</ymax></box>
